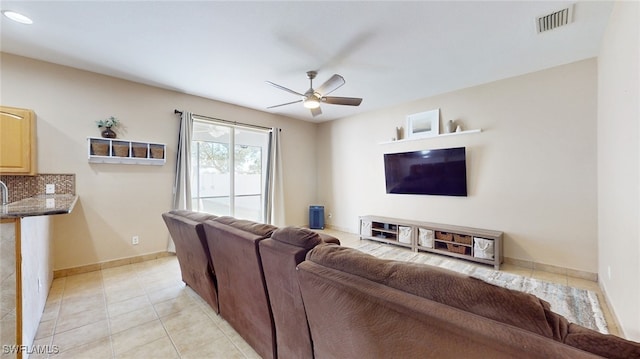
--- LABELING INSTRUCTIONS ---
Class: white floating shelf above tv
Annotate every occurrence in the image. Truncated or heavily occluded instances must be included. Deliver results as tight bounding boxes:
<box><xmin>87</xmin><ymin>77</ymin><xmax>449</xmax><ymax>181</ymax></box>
<box><xmin>379</xmin><ymin>129</ymin><xmax>482</xmax><ymax>145</ymax></box>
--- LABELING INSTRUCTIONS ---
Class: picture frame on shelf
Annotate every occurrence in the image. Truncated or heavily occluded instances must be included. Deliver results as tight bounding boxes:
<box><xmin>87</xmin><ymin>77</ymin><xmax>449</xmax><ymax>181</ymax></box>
<box><xmin>407</xmin><ymin>109</ymin><xmax>440</xmax><ymax>139</ymax></box>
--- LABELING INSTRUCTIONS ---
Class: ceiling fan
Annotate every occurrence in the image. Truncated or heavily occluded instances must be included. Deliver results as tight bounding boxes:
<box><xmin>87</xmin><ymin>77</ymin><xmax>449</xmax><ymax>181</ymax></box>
<box><xmin>266</xmin><ymin>71</ymin><xmax>363</xmax><ymax>117</ymax></box>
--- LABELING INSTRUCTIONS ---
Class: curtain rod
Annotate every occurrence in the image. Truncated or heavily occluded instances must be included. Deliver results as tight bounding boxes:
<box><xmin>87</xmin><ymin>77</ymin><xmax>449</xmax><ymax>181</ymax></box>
<box><xmin>174</xmin><ymin>109</ymin><xmax>273</xmax><ymax>131</ymax></box>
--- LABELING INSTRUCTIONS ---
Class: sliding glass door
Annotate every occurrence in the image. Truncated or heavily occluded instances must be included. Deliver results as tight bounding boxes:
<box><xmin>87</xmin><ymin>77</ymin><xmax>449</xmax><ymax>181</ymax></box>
<box><xmin>191</xmin><ymin>120</ymin><xmax>269</xmax><ymax>222</ymax></box>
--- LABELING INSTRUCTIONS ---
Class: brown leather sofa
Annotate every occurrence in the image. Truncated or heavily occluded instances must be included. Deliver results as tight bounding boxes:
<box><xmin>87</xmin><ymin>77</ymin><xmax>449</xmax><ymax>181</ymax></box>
<box><xmin>259</xmin><ymin>227</ymin><xmax>340</xmax><ymax>359</ymax></box>
<box><xmin>164</xmin><ymin>210</ymin><xmax>339</xmax><ymax>359</ymax></box>
<box><xmin>163</xmin><ymin>211</ymin><xmax>640</xmax><ymax>359</ymax></box>
<box><xmin>297</xmin><ymin>244</ymin><xmax>640</xmax><ymax>359</ymax></box>
<box><xmin>161</xmin><ymin>210</ymin><xmax>220</xmax><ymax>312</ymax></box>
<box><xmin>201</xmin><ymin>217</ymin><xmax>279</xmax><ymax>359</ymax></box>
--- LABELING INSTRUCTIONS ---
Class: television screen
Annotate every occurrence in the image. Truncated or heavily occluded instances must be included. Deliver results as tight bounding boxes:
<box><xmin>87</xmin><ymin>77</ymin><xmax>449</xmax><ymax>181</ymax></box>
<box><xmin>384</xmin><ymin>147</ymin><xmax>467</xmax><ymax>196</ymax></box>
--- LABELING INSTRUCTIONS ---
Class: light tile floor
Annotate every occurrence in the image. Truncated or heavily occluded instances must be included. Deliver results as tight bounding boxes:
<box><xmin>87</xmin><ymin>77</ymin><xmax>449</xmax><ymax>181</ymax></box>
<box><xmin>33</xmin><ymin>256</ymin><xmax>260</xmax><ymax>359</ymax></box>
<box><xmin>32</xmin><ymin>229</ymin><xmax>620</xmax><ymax>359</ymax></box>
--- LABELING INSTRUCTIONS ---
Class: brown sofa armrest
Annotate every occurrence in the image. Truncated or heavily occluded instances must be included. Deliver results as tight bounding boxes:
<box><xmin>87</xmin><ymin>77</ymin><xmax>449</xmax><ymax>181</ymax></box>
<box><xmin>270</xmin><ymin>227</ymin><xmax>341</xmax><ymax>248</ymax></box>
<box><xmin>318</xmin><ymin>233</ymin><xmax>340</xmax><ymax>245</ymax></box>
<box><xmin>271</xmin><ymin>227</ymin><xmax>321</xmax><ymax>249</ymax></box>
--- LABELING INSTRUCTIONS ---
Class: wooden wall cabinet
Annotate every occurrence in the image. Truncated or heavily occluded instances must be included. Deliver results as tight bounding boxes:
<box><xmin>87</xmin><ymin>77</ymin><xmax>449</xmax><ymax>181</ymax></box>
<box><xmin>0</xmin><ymin>106</ymin><xmax>37</xmax><ymax>175</ymax></box>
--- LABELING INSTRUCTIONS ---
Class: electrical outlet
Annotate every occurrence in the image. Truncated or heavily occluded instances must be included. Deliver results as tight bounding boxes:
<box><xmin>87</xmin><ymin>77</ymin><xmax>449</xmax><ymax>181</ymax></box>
<box><xmin>45</xmin><ymin>198</ymin><xmax>55</xmax><ymax>208</ymax></box>
<box><xmin>132</xmin><ymin>236</ymin><xmax>139</xmax><ymax>245</ymax></box>
<box><xmin>607</xmin><ymin>266</ymin><xmax>611</xmax><ymax>280</ymax></box>
<box><xmin>328</xmin><ymin>213</ymin><xmax>333</xmax><ymax>219</ymax></box>
<box><xmin>45</xmin><ymin>184</ymin><xmax>55</xmax><ymax>194</ymax></box>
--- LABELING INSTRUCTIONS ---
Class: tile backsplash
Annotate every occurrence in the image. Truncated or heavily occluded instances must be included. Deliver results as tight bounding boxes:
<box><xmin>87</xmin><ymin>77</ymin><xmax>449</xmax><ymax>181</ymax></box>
<box><xmin>0</xmin><ymin>173</ymin><xmax>75</xmax><ymax>202</ymax></box>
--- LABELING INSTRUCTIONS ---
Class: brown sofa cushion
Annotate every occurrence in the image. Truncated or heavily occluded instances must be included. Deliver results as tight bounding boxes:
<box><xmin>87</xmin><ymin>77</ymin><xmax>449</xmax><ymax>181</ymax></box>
<box><xmin>565</xmin><ymin>323</ymin><xmax>640</xmax><ymax>359</ymax></box>
<box><xmin>305</xmin><ymin>244</ymin><xmax>567</xmax><ymax>340</ymax></box>
<box><xmin>215</xmin><ymin>216</ymin><xmax>277</xmax><ymax>237</ymax></box>
<box><xmin>202</xmin><ymin>219</ymin><xmax>276</xmax><ymax>359</ymax></box>
<box><xmin>297</xmin><ymin>258</ymin><xmax>599</xmax><ymax>359</ymax></box>
<box><xmin>169</xmin><ymin>209</ymin><xmax>218</xmax><ymax>223</ymax></box>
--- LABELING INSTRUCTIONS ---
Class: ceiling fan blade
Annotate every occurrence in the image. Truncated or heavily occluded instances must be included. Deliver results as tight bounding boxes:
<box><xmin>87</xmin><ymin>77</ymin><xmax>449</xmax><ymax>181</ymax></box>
<box><xmin>310</xmin><ymin>107</ymin><xmax>322</xmax><ymax>117</ymax></box>
<box><xmin>267</xmin><ymin>99</ymin><xmax>303</xmax><ymax>109</ymax></box>
<box><xmin>315</xmin><ymin>74</ymin><xmax>345</xmax><ymax>96</ymax></box>
<box><xmin>265</xmin><ymin>81</ymin><xmax>304</xmax><ymax>97</ymax></box>
<box><xmin>322</xmin><ymin>96</ymin><xmax>363</xmax><ymax>106</ymax></box>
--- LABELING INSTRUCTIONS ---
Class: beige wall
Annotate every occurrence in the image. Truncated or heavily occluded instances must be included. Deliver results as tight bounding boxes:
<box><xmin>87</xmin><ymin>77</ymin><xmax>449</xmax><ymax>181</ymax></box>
<box><xmin>597</xmin><ymin>1</ymin><xmax>640</xmax><ymax>341</ymax></box>
<box><xmin>317</xmin><ymin>59</ymin><xmax>598</xmax><ymax>274</ymax></box>
<box><xmin>0</xmin><ymin>53</ymin><xmax>318</xmax><ymax>270</ymax></box>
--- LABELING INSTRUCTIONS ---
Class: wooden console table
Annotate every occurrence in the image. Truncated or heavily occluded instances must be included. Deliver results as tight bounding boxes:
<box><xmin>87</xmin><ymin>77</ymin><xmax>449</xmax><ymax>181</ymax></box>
<box><xmin>359</xmin><ymin>215</ymin><xmax>503</xmax><ymax>269</ymax></box>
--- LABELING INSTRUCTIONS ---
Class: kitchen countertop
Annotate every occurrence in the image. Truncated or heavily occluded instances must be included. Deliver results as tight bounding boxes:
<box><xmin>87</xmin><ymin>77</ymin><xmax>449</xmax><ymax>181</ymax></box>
<box><xmin>1</xmin><ymin>194</ymin><xmax>78</xmax><ymax>218</ymax></box>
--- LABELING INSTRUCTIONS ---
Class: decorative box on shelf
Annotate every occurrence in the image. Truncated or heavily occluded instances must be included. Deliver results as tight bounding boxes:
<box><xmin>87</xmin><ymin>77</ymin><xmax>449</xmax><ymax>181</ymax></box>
<box><xmin>87</xmin><ymin>137</ymin><xmax>166</xmax><ymax>165</ymax></box>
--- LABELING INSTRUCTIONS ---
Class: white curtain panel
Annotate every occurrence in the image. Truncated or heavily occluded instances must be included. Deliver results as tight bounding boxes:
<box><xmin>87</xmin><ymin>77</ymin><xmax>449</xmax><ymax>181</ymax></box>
<box><xmin>168</xmin><ymin>111</ymin><xmax>194</xmax><ymax>253</ymax></box>
<box><xmin>264</xmin><ymin>128</ymin><xmax>285</xmax><ymax>226</ymax></box>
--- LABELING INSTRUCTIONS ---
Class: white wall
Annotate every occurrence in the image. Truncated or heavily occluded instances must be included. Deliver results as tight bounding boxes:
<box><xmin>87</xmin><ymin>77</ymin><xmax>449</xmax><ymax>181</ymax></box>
<box><xmin>597</xmin><ymin>1</ymin><xmax>640</xmax><ymax>341</ymax></box>
<box><xmin>0</xmin><ymin>53</ymin><xmax>318</xmax><ymax>270</ymax></box>
<box><xmin>317</xmin><ymin>59</ymin><xmax>598</xmax><ymax>274</ymax></box>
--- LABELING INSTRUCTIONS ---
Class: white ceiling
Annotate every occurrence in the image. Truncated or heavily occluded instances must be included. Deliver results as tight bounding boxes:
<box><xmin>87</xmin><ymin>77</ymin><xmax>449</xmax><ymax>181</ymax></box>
<box><xmin>0</xmin><ymin>1</ymin><xmax>613</xmax><ymax>122</ymax></box>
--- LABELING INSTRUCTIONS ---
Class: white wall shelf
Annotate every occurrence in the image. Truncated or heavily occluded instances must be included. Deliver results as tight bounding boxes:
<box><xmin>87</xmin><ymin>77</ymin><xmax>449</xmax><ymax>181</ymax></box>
<box><xmin>87</xmin><ymin>137</ymin><xmax>166</xmax><ymax>165</ymax></box>
<box><xmin>379</xmin><ymin>129</ymin><xmax>482</xmax><ymax>145</ymax></box>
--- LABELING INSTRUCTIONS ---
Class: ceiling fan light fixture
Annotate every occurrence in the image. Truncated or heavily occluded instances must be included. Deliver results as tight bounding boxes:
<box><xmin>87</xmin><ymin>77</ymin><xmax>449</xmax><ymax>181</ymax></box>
<box><xmin>303</xmin><ymin>97</ymin><xmax>320</xmax><ymax>109</ymax></box>
<box><xmin>2</xmin><ymin>10</ymin><xmax>33</xmax><ymax>24</ymax></box>
<box><xmin>303</xmin><ymin>99</ymin><xmax>320</xmax><ymax>109</ymax></box>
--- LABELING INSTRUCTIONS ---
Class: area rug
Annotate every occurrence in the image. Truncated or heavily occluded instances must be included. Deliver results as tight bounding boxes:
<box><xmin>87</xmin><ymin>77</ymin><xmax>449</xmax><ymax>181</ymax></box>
<box><xmin>355</xmin><ymin>240</ymin><xmax>609</xmax><ymax>334</ymax></box>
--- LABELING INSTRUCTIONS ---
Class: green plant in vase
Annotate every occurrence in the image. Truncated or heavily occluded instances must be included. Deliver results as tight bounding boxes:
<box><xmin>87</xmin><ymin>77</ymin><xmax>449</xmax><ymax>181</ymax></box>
<box><xmin>96</xmin><ymin>116</ymin><xmax>119</xmax><ymax>138</ymax></box>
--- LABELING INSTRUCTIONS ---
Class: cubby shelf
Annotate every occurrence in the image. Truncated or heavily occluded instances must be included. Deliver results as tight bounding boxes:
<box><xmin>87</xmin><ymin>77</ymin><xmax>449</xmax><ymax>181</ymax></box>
<box><xmin>87</xmin><ymin>137</ymin><xmax>166</xmax><ymax>165</ymax></box>
<box><xmin>359</xmin><ymin>215</ymin><xmax>503</xmax><ymax>269</ymax></box>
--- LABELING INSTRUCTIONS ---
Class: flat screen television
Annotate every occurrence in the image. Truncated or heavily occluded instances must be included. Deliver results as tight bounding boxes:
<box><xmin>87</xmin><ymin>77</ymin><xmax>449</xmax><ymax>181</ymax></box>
<box><xmin>384</xmin><ymin>147</ymin><xmax>467</xmax><ymax>196</ymax></box>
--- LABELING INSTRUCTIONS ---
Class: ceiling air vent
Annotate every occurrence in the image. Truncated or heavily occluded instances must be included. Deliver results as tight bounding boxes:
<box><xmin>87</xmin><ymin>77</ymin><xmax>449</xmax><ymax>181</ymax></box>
<box><xmin>536</xmin><ymin>5</ymin><xmax>574</xmax><ymax>33</ymax></box>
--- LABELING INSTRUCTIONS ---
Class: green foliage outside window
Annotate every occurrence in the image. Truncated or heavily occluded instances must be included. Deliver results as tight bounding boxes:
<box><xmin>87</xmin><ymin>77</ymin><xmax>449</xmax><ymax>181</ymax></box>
<box><xmin>194</xmin><ymin>141</ymin><xmax>261</xmax><ymax>175</ymax></box>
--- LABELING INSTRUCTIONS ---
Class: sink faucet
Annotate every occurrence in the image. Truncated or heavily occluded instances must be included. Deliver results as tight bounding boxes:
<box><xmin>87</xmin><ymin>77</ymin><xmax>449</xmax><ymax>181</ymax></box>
<box><xmin>0</xmin><ymin>180</ymin><xmax>8</xmax><ymax>205</ymax></box>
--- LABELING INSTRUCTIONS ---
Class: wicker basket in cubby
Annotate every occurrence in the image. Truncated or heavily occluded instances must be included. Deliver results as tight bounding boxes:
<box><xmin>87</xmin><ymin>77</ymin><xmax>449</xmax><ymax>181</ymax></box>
<box><xmin>446</xmin><ymin>243</ymin><xmax>469</xmax><ymax>255</ymax></box>
<box><xmin>113</xmin><ymin>144</ymin><xmax>129</xmax><ymax>157</ymax></box>
<box><xmin>132</xmin><ymin>146</ymin><xmax>148</xmax><ymax>158</ymax></box>
<box><xmin>150</xmin><ymin>146</ymin><xmax>164</xmax><ymax>159</ymax></box>
<box><xmin>435</xmin><ymin>231</ymin><xmax>453</xmax><ymax>241</ymax></box>
<box><xmin>452</xmin><ymin>234</ymin><xmax>472</xmax><ymax>245</ymax></box>
<box><xmin>91</xmin><ymin>143</ymin><xmax>109</xmax><ymax>156</ymax></box>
